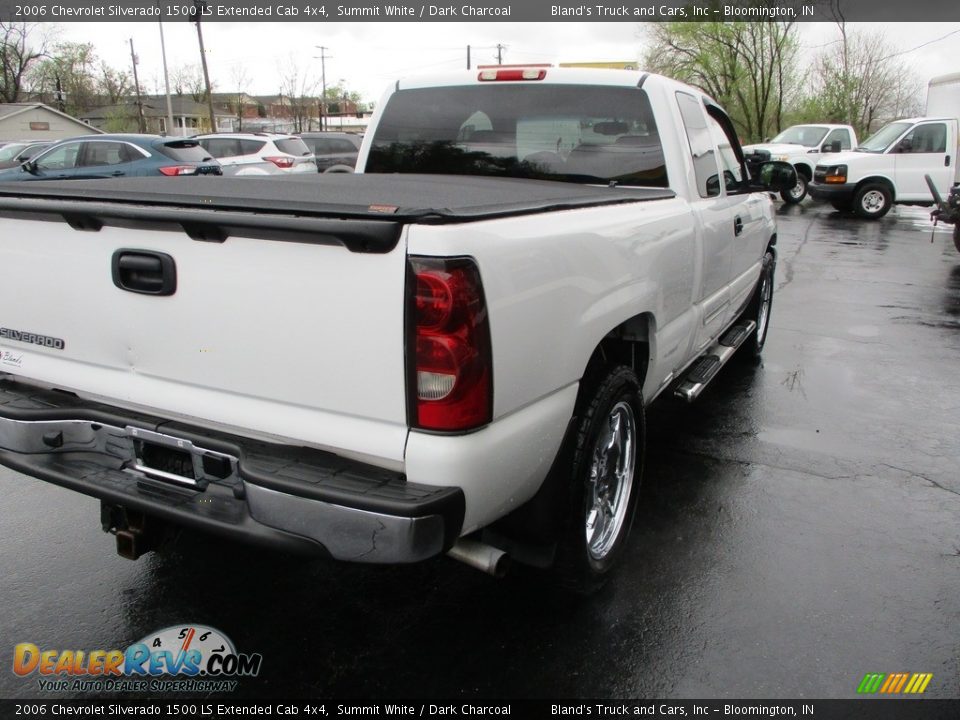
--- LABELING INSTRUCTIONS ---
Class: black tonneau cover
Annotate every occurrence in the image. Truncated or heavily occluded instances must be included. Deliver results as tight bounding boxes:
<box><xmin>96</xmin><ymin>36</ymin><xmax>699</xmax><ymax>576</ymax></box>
<box><xmin>0</xmin><ymin>174</ymin><xmax>675</xmax><ymax>253</ymax></box>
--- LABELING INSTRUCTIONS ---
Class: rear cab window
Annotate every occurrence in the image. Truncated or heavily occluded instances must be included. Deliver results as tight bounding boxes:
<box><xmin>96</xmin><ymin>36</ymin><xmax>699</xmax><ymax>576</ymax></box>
<box><xmin>367</xmin><ymin>84</ymin><xmax>668</xmax><ymax>187</ymax></box>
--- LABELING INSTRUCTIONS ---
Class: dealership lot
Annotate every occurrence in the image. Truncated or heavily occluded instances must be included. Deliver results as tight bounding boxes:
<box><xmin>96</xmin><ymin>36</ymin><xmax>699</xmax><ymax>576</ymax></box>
<box><xmin>1</xmin><ymin>200</ymin><xmax>958</xmax><ymax>699</ymax></box>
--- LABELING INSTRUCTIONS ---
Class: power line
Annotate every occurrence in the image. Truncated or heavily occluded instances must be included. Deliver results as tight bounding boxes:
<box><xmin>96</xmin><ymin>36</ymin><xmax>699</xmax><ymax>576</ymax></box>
<box><xmin>877</xmin><ymin>29</ymin><xmax>960</xmax><ymax>61</ymax></box>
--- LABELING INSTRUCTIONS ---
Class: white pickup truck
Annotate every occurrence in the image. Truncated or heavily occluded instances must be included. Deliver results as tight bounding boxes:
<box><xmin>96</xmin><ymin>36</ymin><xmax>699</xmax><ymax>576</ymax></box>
<box><xmin>0</xmin><ymin>69</ymin><xmax>793</xmax><ymax>590</ymax></box>
<box><xmin>743</xmin><ymin>123</ymin><xmax>857</xmax><ymax>204</ymax></box>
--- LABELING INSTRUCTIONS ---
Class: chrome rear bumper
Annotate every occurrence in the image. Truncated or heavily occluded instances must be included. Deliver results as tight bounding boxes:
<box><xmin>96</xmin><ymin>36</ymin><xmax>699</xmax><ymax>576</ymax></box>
<box><xmin>0</xmin><ymin>376</ymin><xmax>463</xmax><ymax>563</ymax></box>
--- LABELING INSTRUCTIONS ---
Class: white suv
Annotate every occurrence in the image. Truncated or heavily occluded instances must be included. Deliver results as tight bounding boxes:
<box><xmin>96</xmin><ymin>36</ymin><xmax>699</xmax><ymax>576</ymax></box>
<box><xmin>195</xmin><ymin>133</ymin><xmax>316</xmax><ymax>176</ymax></box>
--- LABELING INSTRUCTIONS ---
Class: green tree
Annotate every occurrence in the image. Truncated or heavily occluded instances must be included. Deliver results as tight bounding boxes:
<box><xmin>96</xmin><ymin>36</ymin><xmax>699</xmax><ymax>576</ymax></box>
<box><xmin>324</xmin><ymin>81</ymin><xmax>366</xmax><ymax>114</ymax></box>
<box><xmin>799</xmin><ymin>20</ymin><xmax>920</xmax><ymax>138</ymax></box>
<box><xmin>642</xmin><ymin>6</ymin><xmax>801</xmax><ymax>142</ymax></box>
<box><xmin>29</xmin><ymin>42</ymin><xmax>99</xmax><ymax>116</ymax></box>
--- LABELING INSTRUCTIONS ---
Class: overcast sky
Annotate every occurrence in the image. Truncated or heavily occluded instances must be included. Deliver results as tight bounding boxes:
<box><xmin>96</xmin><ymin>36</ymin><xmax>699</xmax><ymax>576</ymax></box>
<box><xmin>52</xmin><ymin>21</ymin><xmax>960</xmax><ymax>106</ymax></box>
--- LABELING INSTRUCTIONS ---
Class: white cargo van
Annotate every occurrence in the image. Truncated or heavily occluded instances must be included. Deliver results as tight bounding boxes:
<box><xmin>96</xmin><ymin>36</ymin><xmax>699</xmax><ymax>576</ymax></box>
<box><xmin>808</xmin><ymin>73</ymin><xmax>960</xmax><ymax>219</ymax></box>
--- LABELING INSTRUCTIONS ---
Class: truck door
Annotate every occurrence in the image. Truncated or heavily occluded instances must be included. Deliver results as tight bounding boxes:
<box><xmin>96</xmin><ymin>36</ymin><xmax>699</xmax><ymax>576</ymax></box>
<box><xmin>675</xmin><ymin>91</ymin><xmax>735</xmax><ymax>354</ymax></box>
<box><xmin>893</xmin><ymin>121</ymin><xmax>953</xmax><ymax>200</ymax></box>
<box><xmin>73</xmin><ymin>140</ymin><xmax>141</xmax><ymax>179</ymax></box>
<box><xmin>706</xmin><ymin>113</ymin><xmax>769</xmax><ymax>317</ymax></box>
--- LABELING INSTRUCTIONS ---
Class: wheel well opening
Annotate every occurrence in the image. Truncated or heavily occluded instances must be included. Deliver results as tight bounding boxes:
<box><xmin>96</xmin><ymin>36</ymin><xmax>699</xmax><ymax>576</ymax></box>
<box><xmin>795</xmin><ymin>164</ymin><xmax>812</xmax><ymax>181</ymax></box>
<box><xmin>590</xmin><ymin>313</ymin><xmax>652</xmax><ymax>388</ymax></box>
<box><xmin>855</xmin><ymin>177</ymin><xmax>896</xmax><ymax>202</ymax></box>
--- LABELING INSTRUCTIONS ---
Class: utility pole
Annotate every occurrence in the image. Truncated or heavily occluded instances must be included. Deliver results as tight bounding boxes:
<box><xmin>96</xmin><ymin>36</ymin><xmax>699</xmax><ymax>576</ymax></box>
<box><xmin>467</xmin><ymin>45</ymin><xmax>471</xmax><ymax>70</ymax></box>
<box><xmin>129</xmin><ymin>38</ymin><xmax>146</xmax><ymax>133</ymax></box>
<box><xmin>158</xmin><ymin>11</ymin><xmax>175</xmax><ymax>136</ymax></box>
<box><xmin>496</xmin><ymin>43</ymin><xmax>506</xmax><ymax>65</ymax></box>
<box><xmin>315</xmin><ymin>46</ymin><xmax>330</xmax><ymax>131</ymax></box>
<box><xmin>192</xmin><ymin>0</ymin><xmax>217</xmax><ymax>132</ymax></box>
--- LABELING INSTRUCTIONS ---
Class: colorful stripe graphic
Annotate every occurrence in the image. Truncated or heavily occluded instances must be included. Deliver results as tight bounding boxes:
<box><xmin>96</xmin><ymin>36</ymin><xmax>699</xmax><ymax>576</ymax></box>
<box><xmin>857</xmin><ymin>673</ymin><xmax>933</xmax><ymax>694</ymax></box>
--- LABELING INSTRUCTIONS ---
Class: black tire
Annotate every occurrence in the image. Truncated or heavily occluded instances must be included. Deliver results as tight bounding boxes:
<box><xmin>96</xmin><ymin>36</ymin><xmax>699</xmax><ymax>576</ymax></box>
<box><xmin>553</xmin><ymin>365</ymin><xmax>645</xmax><ymax>594</ymax></box>
<box><xmin>743</xmin><ymin>250</ymin><xmax>775</xmax><ymax>357</ymax></box>
<box><xmin>780</xmin><ymin>172</ymin><xmax>808</xmax><ymax>204</ymax></box>
<box><xmin>853</xmin><ymin>183</ymin><xmax>892</xmax><ymax>219</ymax></box>
<box><xmin>830</xmin><ymin>199</ymin><xmax>853</xmax><ymax>213</ymax></box>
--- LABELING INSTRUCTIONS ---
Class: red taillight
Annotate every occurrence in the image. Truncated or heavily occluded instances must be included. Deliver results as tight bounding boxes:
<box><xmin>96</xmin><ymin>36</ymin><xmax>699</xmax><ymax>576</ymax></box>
<box><xmin>263</xmin><ymin>156</ymin><xmax>295</xmax><ymax>168</ymax></box>
<box><xmin>158</xmin><ymin>165</ymin><xmax>199</xmax><ymax>176</ymax></box>
<box><xmin>478</xmin><ymin>68</ymin><xmax>547</xmax><ymax>82</ymax></box>
<box><xmin>409</xmin><ymin>257</ymin><xmax>492</xmax><ymax>432</ymax></box>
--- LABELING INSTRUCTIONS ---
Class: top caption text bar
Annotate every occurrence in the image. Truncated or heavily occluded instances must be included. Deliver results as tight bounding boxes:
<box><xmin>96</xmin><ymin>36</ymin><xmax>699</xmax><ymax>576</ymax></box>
<box><xmin>1</xmin><ymin>0</ymin><xmax>958</xmax><ymax>23</ymax></box>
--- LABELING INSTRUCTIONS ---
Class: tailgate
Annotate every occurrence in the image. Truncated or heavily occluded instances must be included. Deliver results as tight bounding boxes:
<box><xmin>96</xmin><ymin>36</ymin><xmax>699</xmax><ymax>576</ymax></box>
<box><xmin>0</xmin><ymin>203</ymin><xmax>409</xmax><ymax>467</ymax></box>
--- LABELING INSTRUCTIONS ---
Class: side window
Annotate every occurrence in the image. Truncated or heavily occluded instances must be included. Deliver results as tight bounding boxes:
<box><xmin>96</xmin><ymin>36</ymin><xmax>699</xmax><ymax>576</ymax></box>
<box><xmin>202</xmin><ymin>138</ymin><xmax>240</xmax><ymax>158</ymax></box>
<box><xmin>238</xmin><ymin>139</ymin><xmax>266</xmax><ymax>155</ymax></box>
<box><xmin>708</xmin><ymin>117</ymin><xmax>744</xmax><ymax>193</ymax></box>
<box><xmin>902</xmin><ymin>124</ymin><xmax>947</xmax><ymax>154</ymax></box>
<box><xmin>80</xmin><ymin>142</ymin><xmax>135</xmax><ymax>167</ymax></box>
<box><xmin>34</xmin><ymin>142</ymin><xmax>82</xmax><ymax>171</ymax></box>
<box><xmin>331</xmin><ymin>139</ymin><xmax>359</xmax><ymax>153</ymax></box>
<box><xmin>824</xmin><ymin>128</ymin><xmax>852</xmax><ymax>151</ymax></box>
<box><xmin>676</xmin><ymin>91</ymin><xmax>720</xmax><ymax>198</ymax></box>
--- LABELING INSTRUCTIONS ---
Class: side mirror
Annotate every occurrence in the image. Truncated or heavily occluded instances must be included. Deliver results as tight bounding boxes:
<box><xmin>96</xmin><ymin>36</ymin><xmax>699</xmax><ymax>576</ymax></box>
<box><xmin>896</xmin><ymin>138</ymin><xmax>912</xmax><ymax>153</ymax></box>
<box><xmin>21</xmin><ymin>160</ymin><xmax>37</xmax><ymax>174</ymax></box>
<box><xmin>705</xmin><ymin>174</ymin><xmax>721</xmax><ymax>197</ymax></box>
<box><xmin>821</xmin><ymin>141</ymin><xmax>841</xmax><ymax>153</ymax></box>
<box><xmin>751</xmin><ymin>160</ymin><xmax>796</xmax><ymax>193</ymax></box>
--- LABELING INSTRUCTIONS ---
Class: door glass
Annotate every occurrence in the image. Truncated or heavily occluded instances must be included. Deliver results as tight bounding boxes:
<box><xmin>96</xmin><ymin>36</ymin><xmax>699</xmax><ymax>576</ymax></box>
<box><xmin>709</xmin><ymin>117</ymin><xmax>744</xmax><ymax>193</ymax></box>
<box><xmin>902</xmin><ymin>124</ymin><xmax>946</xmax><ymax>154</ymax></box>
<box><xmin>824</xmin><ymin>128</ymin><xmax>852</xmax><ymax>151</ymax></box>
<box><xmin>676</xmin><ymin>91</ymin><xmax>720</xmax><ymax>198</ymax></box>
<box><xmin>34</xmin><ymin>143</ymin><xmax>82</xmax><ymax>171</ymax></box>
<box><xmin>80</xmin><ymin>142</ymin><xmax>135</xmax><ymax>167</ymax></box>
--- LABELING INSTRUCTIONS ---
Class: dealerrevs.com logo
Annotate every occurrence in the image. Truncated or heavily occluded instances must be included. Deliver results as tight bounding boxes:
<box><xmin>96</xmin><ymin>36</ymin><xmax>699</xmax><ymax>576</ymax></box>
<box><xmin>13</xmin><ymin>625</ymin><xmax>261</xmax><ymax>693</ymax></box>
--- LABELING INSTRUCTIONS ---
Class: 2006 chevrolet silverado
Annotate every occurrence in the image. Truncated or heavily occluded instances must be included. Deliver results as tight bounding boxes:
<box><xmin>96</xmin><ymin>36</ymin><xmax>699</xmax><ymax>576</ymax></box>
<box><xmin>0</xmin><ymin>68</ymin><xmax>793</xmax><ymax>591</ymax></box>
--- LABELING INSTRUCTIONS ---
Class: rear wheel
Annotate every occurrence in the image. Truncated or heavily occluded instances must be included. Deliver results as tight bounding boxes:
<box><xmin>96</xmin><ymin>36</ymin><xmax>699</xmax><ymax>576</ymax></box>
<box><xmin>553</xmin><ymin>365</ymin><xmax>644</xmax><ymax>594</ymax></box>
<box><xmin>854</xmin><ymin>183</ymin><xmax>892</xmax><ymax>219</ymax></box>
<box><xmin>781</xmin><ymin>171</ymin><xmax>808</xmax><ymax>204</ymax></box>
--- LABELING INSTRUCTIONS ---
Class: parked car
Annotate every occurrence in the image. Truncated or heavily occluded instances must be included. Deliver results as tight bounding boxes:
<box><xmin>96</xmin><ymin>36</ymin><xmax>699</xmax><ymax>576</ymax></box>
<box><xmin>0</xmin><ymin>141</ymin><xmax>53</xmax><ymax>169</ymax></box>
<box><xmin>298</xmin><ymin>131</ymin><xmax>362</xmax><ymax>172</ymax></box>
<box><xmin>194</xmin><ymin>132</ymin><xmax>316</xmax><ymax>175</ymax></box>
<box><xmin>0</xmin><ymin>134</ymin><xmax>221</xmax><ymax>181</ymax></box>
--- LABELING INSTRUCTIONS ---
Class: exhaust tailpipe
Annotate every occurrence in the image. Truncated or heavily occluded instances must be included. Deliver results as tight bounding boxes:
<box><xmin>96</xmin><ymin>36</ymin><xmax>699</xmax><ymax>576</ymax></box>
<box><xmin>447</xmin><ymin>539</ymin><xmax>509</xmax><ymax>578</ymax></box>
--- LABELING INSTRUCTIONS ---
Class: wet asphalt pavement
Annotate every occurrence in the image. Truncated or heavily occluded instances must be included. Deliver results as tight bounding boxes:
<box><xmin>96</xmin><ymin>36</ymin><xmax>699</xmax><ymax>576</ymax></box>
<box><xmin>1</xmin><ymin>200</ymin><xmax>959</xmax><ymax>701</ymax></box>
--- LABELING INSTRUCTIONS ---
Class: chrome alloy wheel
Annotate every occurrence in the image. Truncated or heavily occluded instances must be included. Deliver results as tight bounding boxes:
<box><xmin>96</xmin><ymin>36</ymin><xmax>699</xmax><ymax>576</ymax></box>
<box><xmin>585</xmin><ymin>400</ymin><xmax>637</xmax><ymax>561</ymax></box>
<box><xmin>756</xmin><ymin>261</ymin><xmax>773</xmax><ymax>345</ymax></box>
